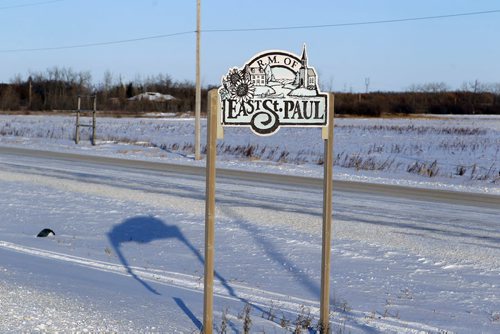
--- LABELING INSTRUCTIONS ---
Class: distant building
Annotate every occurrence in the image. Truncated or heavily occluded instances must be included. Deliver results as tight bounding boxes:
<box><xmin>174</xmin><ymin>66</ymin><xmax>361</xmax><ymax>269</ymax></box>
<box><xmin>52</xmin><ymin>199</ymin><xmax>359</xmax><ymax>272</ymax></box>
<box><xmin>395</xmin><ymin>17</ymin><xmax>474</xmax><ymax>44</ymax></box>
<box><xmin>128</xmin><ymin>92</ymin><xmax>176</xmax><ymax>102</ymax></box>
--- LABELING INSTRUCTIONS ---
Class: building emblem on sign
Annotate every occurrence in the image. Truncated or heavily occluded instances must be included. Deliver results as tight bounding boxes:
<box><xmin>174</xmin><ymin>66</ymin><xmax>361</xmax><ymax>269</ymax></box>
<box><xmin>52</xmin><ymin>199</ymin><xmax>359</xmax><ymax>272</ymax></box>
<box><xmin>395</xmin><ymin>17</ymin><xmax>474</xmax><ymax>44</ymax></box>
<box><xmin>219</xmin><ymin>45</ymin><xmax>328</xmax><ymax>136</ymax></box>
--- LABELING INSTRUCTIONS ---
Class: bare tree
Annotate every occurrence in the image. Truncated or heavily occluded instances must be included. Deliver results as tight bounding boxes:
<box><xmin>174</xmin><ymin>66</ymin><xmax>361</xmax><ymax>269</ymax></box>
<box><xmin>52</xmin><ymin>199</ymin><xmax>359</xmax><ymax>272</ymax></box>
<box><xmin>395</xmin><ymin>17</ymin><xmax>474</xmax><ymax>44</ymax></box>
<box><xmin>102</xmin><ymin>70</ymin><xmax>113</xmax><ymax>99</ymax></box>
<box><xmin>421</xmin><ymin>82</ymin><xmax>450</xmax><ymax>93</ymax></box>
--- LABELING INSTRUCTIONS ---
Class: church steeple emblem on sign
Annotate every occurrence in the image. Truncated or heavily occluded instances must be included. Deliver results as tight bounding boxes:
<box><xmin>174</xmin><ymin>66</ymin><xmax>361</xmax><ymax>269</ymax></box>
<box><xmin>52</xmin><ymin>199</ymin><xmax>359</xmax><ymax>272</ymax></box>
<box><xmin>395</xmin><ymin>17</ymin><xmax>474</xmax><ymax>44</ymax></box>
<box><xmin>296</xmin><ymin>44</ymin><xmax>317</xmax><ymax>90</ymax></box>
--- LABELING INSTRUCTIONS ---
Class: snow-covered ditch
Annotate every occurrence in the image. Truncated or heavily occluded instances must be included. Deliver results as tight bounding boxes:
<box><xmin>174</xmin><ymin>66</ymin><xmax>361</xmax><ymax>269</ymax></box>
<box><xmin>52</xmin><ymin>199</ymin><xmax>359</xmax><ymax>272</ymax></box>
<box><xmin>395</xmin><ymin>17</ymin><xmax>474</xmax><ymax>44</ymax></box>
<box><xmin>1</xmin><ymin>154</ymin><xmax>498</xmax><ymax>333</ymax></box>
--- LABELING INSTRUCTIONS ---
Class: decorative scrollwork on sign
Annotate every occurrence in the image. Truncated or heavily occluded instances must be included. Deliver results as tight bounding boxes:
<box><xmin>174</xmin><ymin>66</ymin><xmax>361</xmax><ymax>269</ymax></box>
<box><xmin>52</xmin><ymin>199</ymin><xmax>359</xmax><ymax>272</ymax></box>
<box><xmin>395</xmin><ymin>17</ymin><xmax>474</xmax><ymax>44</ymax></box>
<box><xmin>251</xmin><ymin>109</ymin><xmax>279</xmax><ymax>135</ymax></box>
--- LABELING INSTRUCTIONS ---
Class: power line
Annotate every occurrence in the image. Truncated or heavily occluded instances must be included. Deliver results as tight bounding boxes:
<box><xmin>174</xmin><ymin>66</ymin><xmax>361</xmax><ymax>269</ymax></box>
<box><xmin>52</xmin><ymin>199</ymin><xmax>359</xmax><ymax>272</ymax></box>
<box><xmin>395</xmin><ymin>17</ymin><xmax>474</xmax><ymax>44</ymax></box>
<box><xmin>0</xmin><ymin>31</ymin><xmax>194</xmax><ymax>53</ymax></box>
<box><xmin>203</xmin><ymin>9</ymin><xmax>500</xmax><ymax>33</ymax></box>
<box><xmin>0</xmin><ymin>0</ymin><xmax>66</xmax><ymax>10</ymax></box>
<box><xmin>1</xmin><ymin>8</ymin><xmax>499</xmax><ymax>53</ymax></box>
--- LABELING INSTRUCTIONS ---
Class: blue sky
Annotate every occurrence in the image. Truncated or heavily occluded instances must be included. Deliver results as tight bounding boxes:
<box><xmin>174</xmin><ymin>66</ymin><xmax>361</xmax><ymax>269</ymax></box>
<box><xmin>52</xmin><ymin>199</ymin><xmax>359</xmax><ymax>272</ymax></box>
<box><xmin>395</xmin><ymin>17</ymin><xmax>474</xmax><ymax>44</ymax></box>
<box><xmin>1</xmin><ymin>0</ymin><xmax>499</xmax><ymax>91</ymax></box>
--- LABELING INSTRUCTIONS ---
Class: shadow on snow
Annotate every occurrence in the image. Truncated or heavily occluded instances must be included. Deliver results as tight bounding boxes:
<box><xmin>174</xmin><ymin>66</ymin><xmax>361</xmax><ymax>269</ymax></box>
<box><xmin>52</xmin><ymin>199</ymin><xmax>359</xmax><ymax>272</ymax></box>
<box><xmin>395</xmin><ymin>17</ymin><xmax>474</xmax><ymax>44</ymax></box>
<box><xmin>107</xmin><ymin>215</ymin><xmax>266</xmax><ymax>330</ymax></box>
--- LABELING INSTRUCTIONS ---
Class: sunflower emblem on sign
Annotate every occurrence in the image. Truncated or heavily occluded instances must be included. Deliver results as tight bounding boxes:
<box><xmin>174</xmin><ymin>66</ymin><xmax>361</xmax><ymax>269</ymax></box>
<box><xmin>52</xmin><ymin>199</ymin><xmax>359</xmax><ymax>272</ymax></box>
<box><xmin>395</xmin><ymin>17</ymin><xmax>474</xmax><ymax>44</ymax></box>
<box><xmin>221</xmin><ymin>68</ymin><xmax>255</xmax><ymax>103</ymax></box>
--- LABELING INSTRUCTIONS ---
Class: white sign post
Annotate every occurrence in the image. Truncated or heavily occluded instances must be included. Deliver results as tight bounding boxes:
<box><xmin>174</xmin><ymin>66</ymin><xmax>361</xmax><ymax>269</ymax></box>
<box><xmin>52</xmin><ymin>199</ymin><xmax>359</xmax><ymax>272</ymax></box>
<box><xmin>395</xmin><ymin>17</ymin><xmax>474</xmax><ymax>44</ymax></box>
<box><xmin>203</xmin><ymin>45</ymin><xmax>334</xmax><ymax>334</ymax></box>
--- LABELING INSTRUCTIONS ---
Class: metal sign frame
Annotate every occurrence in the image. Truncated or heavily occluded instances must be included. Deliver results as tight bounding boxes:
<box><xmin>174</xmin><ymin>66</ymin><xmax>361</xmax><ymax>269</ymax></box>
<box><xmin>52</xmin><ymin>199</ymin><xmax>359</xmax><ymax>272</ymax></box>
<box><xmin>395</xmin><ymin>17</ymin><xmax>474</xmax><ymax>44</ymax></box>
<box><xmin>203</xmin><ymin>47</ymin><xmax>334</xmax><ymax>334</ymax></box>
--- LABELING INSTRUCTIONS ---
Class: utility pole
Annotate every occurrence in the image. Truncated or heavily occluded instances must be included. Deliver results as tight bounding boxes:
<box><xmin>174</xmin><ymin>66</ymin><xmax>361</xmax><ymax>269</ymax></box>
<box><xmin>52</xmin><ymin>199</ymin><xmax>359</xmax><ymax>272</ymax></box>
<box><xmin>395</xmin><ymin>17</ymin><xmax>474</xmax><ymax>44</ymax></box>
<box><xmin>194</xmin><ymin>0</ymin><xmax>202</xmax><ymax>160</ymax></box>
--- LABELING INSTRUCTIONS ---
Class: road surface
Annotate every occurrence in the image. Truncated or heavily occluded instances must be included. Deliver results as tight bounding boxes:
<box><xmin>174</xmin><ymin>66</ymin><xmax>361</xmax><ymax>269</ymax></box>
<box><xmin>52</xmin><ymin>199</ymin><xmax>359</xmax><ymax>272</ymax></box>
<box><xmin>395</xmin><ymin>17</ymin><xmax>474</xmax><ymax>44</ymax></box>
<box><xmin>1</xmin><ymin>145</ymin><xmax>498</xmax><ymax>208</ymax></box>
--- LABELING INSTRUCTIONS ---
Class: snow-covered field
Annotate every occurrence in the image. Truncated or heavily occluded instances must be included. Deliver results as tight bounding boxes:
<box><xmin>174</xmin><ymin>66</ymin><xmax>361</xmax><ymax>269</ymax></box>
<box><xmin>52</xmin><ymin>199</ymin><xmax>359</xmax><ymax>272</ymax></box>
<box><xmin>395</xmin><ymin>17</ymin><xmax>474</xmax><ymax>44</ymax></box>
<box><xmin>0</xmin><ymin>114</ymin><xmax>498</xmax><ymax>193</ymax></box>
<box><xmin>0</xmin><ymin>114</ymin><xmax>499</xmax><ymax>333</ymax></box>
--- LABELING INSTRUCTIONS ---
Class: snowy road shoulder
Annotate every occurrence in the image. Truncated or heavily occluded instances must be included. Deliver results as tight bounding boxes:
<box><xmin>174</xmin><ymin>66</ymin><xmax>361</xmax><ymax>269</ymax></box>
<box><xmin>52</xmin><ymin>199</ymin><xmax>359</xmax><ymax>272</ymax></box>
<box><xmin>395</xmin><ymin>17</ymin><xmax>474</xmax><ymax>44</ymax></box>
<box><xmin>0</xmin><ymin>241</ymin><xmax>446</xmax><ymax>334</ymax></box>
<box><xmin>0</xmin><ymin>150</ymin><xmax>499</xmax><ymax>333</ymax></box>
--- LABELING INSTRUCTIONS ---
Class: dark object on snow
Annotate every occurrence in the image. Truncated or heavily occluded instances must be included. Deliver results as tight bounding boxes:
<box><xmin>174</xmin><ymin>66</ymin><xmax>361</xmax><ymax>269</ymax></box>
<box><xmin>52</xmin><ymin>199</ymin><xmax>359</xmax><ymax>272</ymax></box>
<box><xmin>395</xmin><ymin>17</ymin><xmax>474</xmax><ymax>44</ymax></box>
<box><xmin>37</xmin><ymin>228</ymin><xmax>55</xmax><ymax>237</ymax></box>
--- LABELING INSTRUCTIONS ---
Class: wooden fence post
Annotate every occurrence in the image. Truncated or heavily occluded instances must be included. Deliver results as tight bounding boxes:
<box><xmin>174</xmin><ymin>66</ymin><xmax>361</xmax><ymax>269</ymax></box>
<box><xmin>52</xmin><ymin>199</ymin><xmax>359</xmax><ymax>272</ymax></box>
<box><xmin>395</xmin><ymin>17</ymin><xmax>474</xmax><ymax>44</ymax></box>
<box><xmin>92</xmin><ymin>95</ymin><xmax>97</xmax><ymax>146</ymax></box>
<box><xmin>75</xmin><ymin>96</ymin><xmax>81</xmax><ymax>144</ymax></box>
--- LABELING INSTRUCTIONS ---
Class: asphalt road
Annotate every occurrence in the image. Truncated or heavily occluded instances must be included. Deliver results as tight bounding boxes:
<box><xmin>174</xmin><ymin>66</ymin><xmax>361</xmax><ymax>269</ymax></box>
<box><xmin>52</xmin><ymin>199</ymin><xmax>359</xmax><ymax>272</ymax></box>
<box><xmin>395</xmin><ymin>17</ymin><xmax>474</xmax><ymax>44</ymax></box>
<box><xmin>0</xmin><ymin>145</ymin><xmax>498</xmax><ymax>209</ymax></box>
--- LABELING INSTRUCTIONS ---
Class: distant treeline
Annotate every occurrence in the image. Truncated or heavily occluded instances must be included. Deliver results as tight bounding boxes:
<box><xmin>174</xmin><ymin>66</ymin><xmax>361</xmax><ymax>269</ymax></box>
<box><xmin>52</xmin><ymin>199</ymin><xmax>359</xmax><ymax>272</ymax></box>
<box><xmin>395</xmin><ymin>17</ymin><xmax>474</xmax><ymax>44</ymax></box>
<box><xmin>0</xmin><ymin>67</ymin><xmax>210</xmax><ymax>114</ymax></box>
<box><xmin>335</xmin><ymin>90</ymin><xmax>500</xmax><ymax>116</ymax></box>
<box><xmin>1</xmin><ymin>67</ymin><xmax>499</xmax><ymax>116</ymax></box>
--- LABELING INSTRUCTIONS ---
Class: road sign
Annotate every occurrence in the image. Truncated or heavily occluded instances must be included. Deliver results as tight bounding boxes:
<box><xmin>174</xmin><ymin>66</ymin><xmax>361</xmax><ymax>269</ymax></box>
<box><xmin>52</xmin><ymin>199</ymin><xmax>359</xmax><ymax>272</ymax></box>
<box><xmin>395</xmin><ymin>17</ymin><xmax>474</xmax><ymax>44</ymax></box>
<box><xmin>219</xmin><ymin>45</ymin><xmax>329</xmax><ymax>136</ymax></box>
<box><xmin>204</xmin><ymin>45</ymin><xmax>334</xmax><ymax>334</ymax></box>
